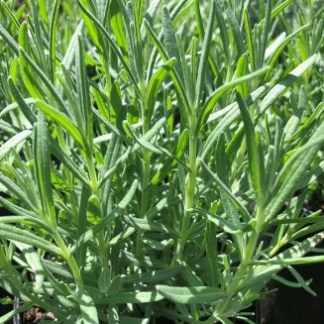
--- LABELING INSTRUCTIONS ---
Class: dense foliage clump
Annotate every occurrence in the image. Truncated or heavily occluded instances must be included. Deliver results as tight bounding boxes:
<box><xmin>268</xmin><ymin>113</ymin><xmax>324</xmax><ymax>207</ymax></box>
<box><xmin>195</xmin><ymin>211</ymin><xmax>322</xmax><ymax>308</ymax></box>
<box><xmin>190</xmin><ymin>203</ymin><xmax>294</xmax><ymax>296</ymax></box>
<box><xmin>0</xmin><ymin>0</ymin><xmax>323</xmax><ymax>322</ymax></box>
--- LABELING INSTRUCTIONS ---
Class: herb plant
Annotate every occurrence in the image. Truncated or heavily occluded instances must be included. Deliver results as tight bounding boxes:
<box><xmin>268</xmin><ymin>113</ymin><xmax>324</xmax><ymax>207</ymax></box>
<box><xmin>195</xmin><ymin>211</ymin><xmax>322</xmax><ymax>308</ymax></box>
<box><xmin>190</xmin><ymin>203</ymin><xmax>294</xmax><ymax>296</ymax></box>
<box><xmin>0</xmin><ymin>0</ymin><xmax>323</xmax><ymax>323</ymax></box>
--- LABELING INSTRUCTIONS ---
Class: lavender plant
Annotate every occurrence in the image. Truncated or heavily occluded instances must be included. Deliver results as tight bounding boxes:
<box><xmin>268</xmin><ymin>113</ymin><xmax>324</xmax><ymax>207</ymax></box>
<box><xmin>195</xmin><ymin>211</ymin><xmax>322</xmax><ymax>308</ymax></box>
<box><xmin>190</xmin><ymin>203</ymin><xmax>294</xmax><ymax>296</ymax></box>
<box><xmin>0</xmin><ymin>0</ymin><xmax>323</xmax><ymax>323</ymax></box>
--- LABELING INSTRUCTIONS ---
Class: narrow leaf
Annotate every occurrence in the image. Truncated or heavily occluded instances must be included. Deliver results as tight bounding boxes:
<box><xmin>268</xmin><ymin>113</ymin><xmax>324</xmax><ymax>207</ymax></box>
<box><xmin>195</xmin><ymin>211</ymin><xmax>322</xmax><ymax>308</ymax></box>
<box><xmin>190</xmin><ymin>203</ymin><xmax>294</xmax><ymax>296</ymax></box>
<box><xmin>236</xmin><ymin>93</ymin><xmax>265</xmax><ymax>206</ymax></box>
<box><xmin>0</xmin><ymin>130</ymin><xmax>32</xmax><ymax>162</ymax></box>
<box><xmin>156</xmin><ymin>285</ymin><xmax>225</xmax><ymax>304</ymax></box>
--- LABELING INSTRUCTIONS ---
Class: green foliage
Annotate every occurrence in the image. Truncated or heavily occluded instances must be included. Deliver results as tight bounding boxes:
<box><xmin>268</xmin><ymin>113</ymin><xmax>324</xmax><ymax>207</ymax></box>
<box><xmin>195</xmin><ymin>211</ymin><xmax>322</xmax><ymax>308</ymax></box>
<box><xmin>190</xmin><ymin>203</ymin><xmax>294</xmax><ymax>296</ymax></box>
<box><xmin>0</xmin><ymin>0</ymin><xmax>323</xmax><ymax>322</ymax></box>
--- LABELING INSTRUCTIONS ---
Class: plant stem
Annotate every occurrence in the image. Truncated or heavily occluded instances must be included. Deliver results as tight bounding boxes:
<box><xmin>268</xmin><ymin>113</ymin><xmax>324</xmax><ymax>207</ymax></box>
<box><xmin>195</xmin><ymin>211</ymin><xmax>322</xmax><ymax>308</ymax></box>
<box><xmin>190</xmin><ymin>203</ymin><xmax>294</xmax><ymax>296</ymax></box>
<box><xmin>269</xmin><ymin>237</ymin><xmax>288</xmax><ymax>257</ymax></box>
<box><xmin>136</xmin><ymin>85</ymin><xmax>151</xmax><ymax>262</ymax></box>
<box><xmin>140</xmin><ymin>83</ymin><xmax>151</xmax><ymax>218</ymax></box>
<box><xmin>86</xmin><ymin>155</ymin><xmax>99</xmax><ymax>192</ymax></box>
<box><xmin>173</xmin><ymin>115</ymin><xmax>197</xmax><ymax>264</ymax></box>
<box><xmin>215</xmin><ymin>208</ymin><xmax>265</xmax><ymax>315</ymax></box>
<box><xmin>52</xmin><ymin>231</ymin><xmax>84</xmax><ymax>289</ymax></box>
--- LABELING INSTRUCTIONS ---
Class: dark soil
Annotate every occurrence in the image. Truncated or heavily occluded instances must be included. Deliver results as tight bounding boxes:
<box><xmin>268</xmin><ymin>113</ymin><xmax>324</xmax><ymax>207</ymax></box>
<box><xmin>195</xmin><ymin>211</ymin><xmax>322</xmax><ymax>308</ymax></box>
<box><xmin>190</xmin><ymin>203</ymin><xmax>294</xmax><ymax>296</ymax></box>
<box><xmin>259</xmin><ymin>262</ymin><xmax>324</xmax><ymax>324</ymax></box>
<box><xmin>22</xmin><ymin>308</ymin><xmax>55</xmax><ymax>323</ymax></box>
<box><xmin>22</xmin><ymin>308</ymin><xmax>45</xmax><ymax>323</ymax></box>
<box><xmin>0</xmin><ymin>288</ymin><xmax>13</xmax><ymax>315</ymax></box>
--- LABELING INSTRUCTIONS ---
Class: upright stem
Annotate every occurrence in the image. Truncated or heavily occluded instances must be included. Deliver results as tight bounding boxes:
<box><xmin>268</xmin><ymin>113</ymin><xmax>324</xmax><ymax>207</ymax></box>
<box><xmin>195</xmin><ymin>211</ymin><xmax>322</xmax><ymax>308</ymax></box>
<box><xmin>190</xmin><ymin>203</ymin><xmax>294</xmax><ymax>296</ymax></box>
<box><xmin>52</xmin><ymin>231</ymin><xmax>84</xmax><ymax>289</ymax></box>
<box><xmin>141</xmin><ymin>80</ymin><xmax>150</xmax><ymax>214</ymax></box>
<box><xmin>136</xmin><ymin>83</ymin><xmax>151</xmax><ymax>260</ymax></box>
<box><xmin>215</xmin><ymin>208</ymin><xmax>265</xmax><ymax>315</ymax></box>
<box><xmin>140</xmin><ymin>151</ymin><xmax>151</xmax><ymax>215</ymax></box>
<box><xmin>235</xmin><ymin>208</ymin><xmax>264</xmax><ymax>280</ymax></box>
<box><xmin>86</xmin><ymin>154</ymin><xmax>99</xmax><ymax>192</ymax></box>
<box><xmin>173</xmin><ymin>114</ymin><xmax>197</xmax><ymax>263</ymax></box>
<box><xmin>140</xmin><ymin>99</ymin><xmax>151</xmax><ymax>217</ymax></box>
